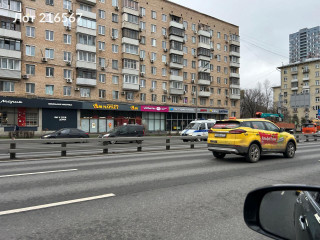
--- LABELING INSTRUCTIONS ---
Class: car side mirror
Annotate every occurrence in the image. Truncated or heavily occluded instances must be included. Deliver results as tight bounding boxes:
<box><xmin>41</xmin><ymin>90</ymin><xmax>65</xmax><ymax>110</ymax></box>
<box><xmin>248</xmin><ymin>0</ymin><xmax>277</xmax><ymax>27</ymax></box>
<box><xmin>279</xmin><ymin>128</ymin><xmax>285</xmax><ymax>133</ymax></box>
<box><xmin>244</xmin><ymin>185</ymin><xmax>320</xmax><ymax>240</ymax></box>
<box><xmin>58</xmin><ymin>132</ymin><xmax>61</xmax><ymax>135</ymax></box>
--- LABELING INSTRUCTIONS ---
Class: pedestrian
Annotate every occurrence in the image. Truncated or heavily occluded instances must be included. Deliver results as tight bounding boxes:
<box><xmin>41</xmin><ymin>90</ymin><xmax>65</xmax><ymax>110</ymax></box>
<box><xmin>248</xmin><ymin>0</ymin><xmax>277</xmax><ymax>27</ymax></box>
<box><xmin>12</xmin><ymin>124</ymin><xmax>19</xmax><ymax>140</ymax></box>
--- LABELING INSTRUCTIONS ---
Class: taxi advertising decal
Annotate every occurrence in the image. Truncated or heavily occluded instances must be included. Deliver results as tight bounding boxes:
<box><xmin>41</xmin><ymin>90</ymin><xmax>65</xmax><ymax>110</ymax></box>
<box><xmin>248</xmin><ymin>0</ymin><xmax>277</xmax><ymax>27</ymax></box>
<box><xmin>259</xmin><ymin>132</ymin><xmax>278</xmax><ymax>145</ymax></box>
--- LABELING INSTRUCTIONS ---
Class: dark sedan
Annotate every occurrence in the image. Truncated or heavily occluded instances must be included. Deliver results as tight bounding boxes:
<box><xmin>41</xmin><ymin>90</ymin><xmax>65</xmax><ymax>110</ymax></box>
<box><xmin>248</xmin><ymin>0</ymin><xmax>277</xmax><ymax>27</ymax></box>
<box><xmin>41</xmin><ymin>128</ymin><xmax>89</xmax><ymax>139</ymax></box>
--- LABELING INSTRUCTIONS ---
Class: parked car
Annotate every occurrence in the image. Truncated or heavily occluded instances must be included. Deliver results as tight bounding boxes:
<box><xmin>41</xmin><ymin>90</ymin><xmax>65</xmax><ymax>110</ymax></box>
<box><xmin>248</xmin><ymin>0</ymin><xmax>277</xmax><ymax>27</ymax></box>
<box><xmin>207</xmin><ymin>118</ymin><xmax>297</xmax><ymax>163</ymax></box>
<box><xmin>243</xmin><ymin>185</ymin><xmax>320</xmax><ymax>240</ymax></box>
<box><xmin>180</xmin><ymin>119</ymin><xmax>216</xmax><ymax>142</ymax></box>
<box><xmin>41</xmin><ymin>128</ymin><xmax>89</xmax><ymax>139</ymax></box>
<box><xmin>99</xmin><ymin>124</ymin><xmax>144</xmax><ymax>144</ymax></box>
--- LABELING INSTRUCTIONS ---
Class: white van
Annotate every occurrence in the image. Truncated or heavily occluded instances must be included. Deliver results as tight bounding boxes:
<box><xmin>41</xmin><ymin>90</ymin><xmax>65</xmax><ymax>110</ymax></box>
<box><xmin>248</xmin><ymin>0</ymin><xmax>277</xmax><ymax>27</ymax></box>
<box><xmin>180</xmin><ymin>119</ymin><xmax>216</xmax><ymax>142</ymax></box>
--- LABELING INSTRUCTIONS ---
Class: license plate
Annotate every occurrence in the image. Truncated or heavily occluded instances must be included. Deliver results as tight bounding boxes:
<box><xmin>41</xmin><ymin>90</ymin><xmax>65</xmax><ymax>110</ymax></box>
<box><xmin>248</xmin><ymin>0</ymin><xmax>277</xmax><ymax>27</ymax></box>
<box><xmin>215</xmin><ymin>133</ymin><xmax>226</xmax><ymax>138</ymax></box>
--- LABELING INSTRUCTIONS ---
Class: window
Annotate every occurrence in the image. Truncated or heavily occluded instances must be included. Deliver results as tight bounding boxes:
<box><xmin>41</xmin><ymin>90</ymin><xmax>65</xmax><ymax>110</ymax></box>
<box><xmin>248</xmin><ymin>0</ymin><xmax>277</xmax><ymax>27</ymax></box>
<box><xmin>99</xmin><ymin>74</ymin><xmax>106</xmax><ymax>83</ymax></box>
<box><xmin>200</xmin><ymin>98</ymin><xmax>206</xmax><ymax>106</ymax></box>
<box><xmin>0</xmin><ymin>81</ymin><xmax>14</xmax><ymax>92</ymax></box>
<box><xmin>80</xmin><ymin>4</ymin><xmax>92</xmax><ymax>12</ymax></box>
<box><xmin>151</xmin><ymin>38</ymin><xmax>156</xmax><ymax>47</ymax></box>
<box><xmin>78</xmin><ymin>17</ymin><xmax>96</xmax><ymax>30</ymax></box>
<box><xmin>183</xmin><ymin>59</ymin><xmax>188</xmax><ymax>67</ymax></box>
<box><xmin>63</xmin><ymin>0</ymin><xmax>72</xmax><ymax>10</ymax></box>
<box><xmin>112</xmin><ymin>13</ymin><xmax>118</xmax><ymax>22</ymax></box>
<box><xmin>45</xmin><ymin>48</ymin><xmax>54</xmax><ymax>59</ymax></box>
<box><xmin>80</xmin><ymin>88</ymin><xmax>90</xmax><ymax>98</ymax></box>
<box><xmin>112</xmin><ymin>90</ymin><xmax>119</xmax><ymax>99</ymax></box>
<box><xmin>162</xmin><ymin>95</ymin><xmax>166</xmax><ymax>103</ymax></box>
<box><xmin>192</xmin><ymin>61</ymin><xmax>196</xmax><ymax>69</ymax></box>
<box><xmin>45</xmin><ymin>85</ymin><xmax>54</xmax><ymax>95</ymax></box>
<box><xmin>162</xmin><ymin>14</ymin><xmax>167</xmax><ymax>22</ymax></box>
<box><xmin>162</xmin><ymin>41</ymin><xmax>167</xmax><ymax>49</ymax></box>
<box><xmin>316</xmin><ymin>80</ymin><xmax>320</xmax><ymax>86</ymax></box>
<box><xmin>140</xmin><ymin>36</ymin><xmax>145</xmax><ymax>44</ymax></box>
<box><xmin>140</xmin><ymin>50</ymin><xmax>145</xmax><ymax>59</ymax></box>
<box><xmin>112</xmin><ymin>0</ymin><xmax>118</xmax><ymax>7</ymax></box>
<box><xmin>123</xmin><ymin>44</ymin><xmax>138</xmax><ymax>55</ymax></box>
<box><xmin>63</xmin><ymin>51</ymin><xmax>71</xmax><ymax>61</ymax></box>
<box><xmin>217</xmin><ymin>66</ymin><xmax>221</xmax><ymax>72</ymax></box>
<box><xmin>64</xmin><ymin>34</ymin><xmax>71</xmax><ymax>44</ymax></box>
<box><xmin>112</xmin><ymin>60</ymin><xmax>118</xmax><ymax>69</ymax></box>
<box><xmin>172</xmin><ymin>96</ymin><xmax>178</xmax><ymax>104</ymax></box>
<box><xmin>45</xmin><ymin>30</ymin><xmax>54</xmax><ymax>41</ymax></box>
<box><xmin>98</xmin><ymin>25</ymin><xmax>105</xmax><ymax>35</ymax></box>
<box><xmin>224</xmin><ymin>78</ymin><xmax>228</xmax><ymax>84</ymax></box>
<box><xmin>112</xmin><ymin>44</ymin><xmax>119</xmax><ymax>53</ymax></box>
<box><xmin>316</xmin><ymin>71</ymin><xmax>320</xmax><ymax>77</ymax></box>
<box><xmin>63</xmin><ymin>86</ymin><xmax>71</xmax><ymax>96</ymax></box>
<box><xmin>99</xmin><ymin>89</ymin><xmax>106</xmax><ymax>98</ymax></box>
<box><xmin>26</xmin><ymin>83</ymin><xmax>35</xmax><ymax>94</ymax></box>
<box><xmin>183</xmin><ymin>21</ymin><xmax>188</xmax><ymax>30</ymax></box>
<box><xmin>224</xmin><ymin>56</ymin><xmax>228</xmax><ymax>63</ymax></box>
<box><xmin>192</xmin><ymin>36</ymin><xmax>196</xmax><ymax>44</ymax></box>
<box><xmin>140</xmin><ymin>65</ymin><xmax>146</xmax><ymax>73</ymax></box>
<box><xmin>183</xmin><ymin>46</ymin><xmax>188</xmax><ymax>54</ymax></box>
<box><xmin>162</xmin><ymin>82</ymin><xmax>167</xmax><ymax>90</ymax></box>
<box><xmin>210</xmin><ymin>99</ymin><xmax>213</xmax><ymax>106</ymax></box>
<box><xmin>183</xmin><ymin>72</ymin><xmax>187</xmax><ymax>80</ymax></box>
<box><xmin>151</xmin><ymin>24</ymin><xmax>157</xmax><ymax>33</ymax></box>
<box><xmin>123</xmin><ymin>74</ymin><xmax>138</xmax><ymax>84</ymax></box>
<box><xmin>77</xmin><ymin>51</ymin><xmax>96</xmax><ymax>62</ymax></box>
<box><xmin>224</xmin><ymin>45</ymin><xmax>228</xmax><ymax>52</ymax></box>
<box><xmin>26</xmin><ymin>64</ymin><xmax>35</xmax><ymax>75</ymax></box>
<box><xmin>140</xmin><ymin>79</ymin><xmax>146</xmax><ymax>88</ymax></box>
<box><xmin>64</xmin><ymin>69</ymin><xmax>71</xmax><ymax>79</ymax></box>
<box><xmin>217</xmin><ymin>32</ymin><xmax>220</xmax><ymax>38</ymax></box>
<box><xmin>151</xmin><ymin>80</ymin><xmax>157</xmax><ymax>89</ymax></box>
<box><xmin>99</xmin><ymin>58</ymin><xmax>105</xmax><ymax>68</ymax></box>
<box><xmin>151</xmin><ymin>52</ymin><xmax>157</xmax><ymax>61</ymax></box>
<box><xmin>140</xmin><ymin>93</ymin><xmax>146</xmax><ymax>101</ymax></box>
<box><xmin>140</xmin><ymin>21</ymin><xmax>146</xmax><ymax>30</ymax></box>
<box><xmin>140</xmin><ymin>7</ymin><xmax>146</xmax><ymax>17</ymax></box>
<box><xmin>126</xmin><ymin>92</ymin><xmax>134</xmax><ymax>100</ymax></box>
<box><xmin>151</xmin><ymin>67</ymin><xmax>157</xmax><ymax>75</ymax></box>
<box><xmin>26</xmin><ymin>45</ymin><xmax>35</xmax><ymax>56</ymax></box>
<box><xmin>44</xmin><ymin>12</ymin><xmax>54</xmax><ymax>23</ymax></box>
<box><xmin>123</xmin><ymin>0</ymin><xmax>138</xmax><ymax>10</ymax></box>
<box><xmin>122</xmin><ymin>28</ymin><xmax>138</xmax><ymax>39</ymax></box>
<box><xmin>191</xmin><ymin>73</ymin><xmax>196</xmax><ymax>80</ymax></box>
<box><xmin>26</xmin><ymin>8</ymin><xmax>35</xmax><ymax>18</ymax></box>
<box><xmin>151</xmin><ymin>94</ymin><xmax>157</xmax><ymax>102</ymax></box>
<box><xmin>99</xmin><ymin>10</ymin><xmax>105</xmax><ymax>19</ymax></box>
<box><xmin>46</xmin><ymin>67</ymin><xmax>54</xmax><ymax>77</ymax></box>
<box><xmin>151</xmin><ymin>11</ymin><xmax>157</xmax><ymax>19</ymax></box>
<box><xmin>26</xmin><ymin>26</ymin><xmax>35</xmax><ymax>37</ymax></box>
<box><xmin>162</xmin><ymin>68</ymin><xmax>166</xmax><ymax>76</ymax></box>
<box><xmin>46</xmin><ymin>0</ymin><xmax>54</xmax><ymax>6</ymax></box>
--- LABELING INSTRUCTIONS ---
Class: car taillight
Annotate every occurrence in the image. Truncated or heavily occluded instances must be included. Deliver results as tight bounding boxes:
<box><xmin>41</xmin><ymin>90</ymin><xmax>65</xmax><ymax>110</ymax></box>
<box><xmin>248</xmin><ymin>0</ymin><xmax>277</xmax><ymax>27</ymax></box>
<box><xmin>208</xmin><ymin>129</ymin><xmax>214</xmax><ymax>133</ymax></box>
<box><xmin>143</xmin><ymin>130</ymin><xmax>145</xmax><ymax>135</ymax></box>
<box><xmin>229</xmin><ymin>129</ymin><xmax>246</xmax><ymax>134</ymax></box>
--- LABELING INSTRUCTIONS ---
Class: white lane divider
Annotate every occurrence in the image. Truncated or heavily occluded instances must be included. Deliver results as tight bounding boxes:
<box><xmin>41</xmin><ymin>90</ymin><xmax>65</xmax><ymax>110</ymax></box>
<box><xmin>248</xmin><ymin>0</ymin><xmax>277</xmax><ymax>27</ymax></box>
<box><xmin>0</xmin><ymin>193</ymin><xmax>115</xmax><ymax>216</ymax></box>
<box><xmin>0</xmin><ymin>169</ymin><xmax>78</xmax><ymax>178</ymax></box>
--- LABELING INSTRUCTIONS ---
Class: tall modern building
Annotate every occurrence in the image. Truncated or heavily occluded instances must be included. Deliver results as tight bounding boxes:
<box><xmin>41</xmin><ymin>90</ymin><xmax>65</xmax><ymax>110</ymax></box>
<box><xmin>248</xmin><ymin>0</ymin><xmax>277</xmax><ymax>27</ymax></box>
<box><xmin>289</xmin><ymin>27</ymin><xmax>320</xmax><ymax>63</ymax></box>
<box><xmin>0</xmin><ymin>0</ymin><xmax>240</xmax><ymax>135</ymax></box>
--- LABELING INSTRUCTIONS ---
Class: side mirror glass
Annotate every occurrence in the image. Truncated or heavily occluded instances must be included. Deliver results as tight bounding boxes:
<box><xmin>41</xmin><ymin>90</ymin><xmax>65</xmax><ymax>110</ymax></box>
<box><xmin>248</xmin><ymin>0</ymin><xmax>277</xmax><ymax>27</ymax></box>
<box><xmin>244</xmin><ymin>185</ymin><xmax>320</xmax><ymax>240</ymax></box>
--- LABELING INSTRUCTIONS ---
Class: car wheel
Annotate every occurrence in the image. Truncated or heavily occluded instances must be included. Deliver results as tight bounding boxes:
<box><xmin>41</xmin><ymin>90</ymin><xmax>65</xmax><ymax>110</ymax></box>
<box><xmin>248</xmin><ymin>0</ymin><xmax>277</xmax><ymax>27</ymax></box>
<box><xmin>183</xmin><ymin>139</ymin><xmax>188</xmax><ymax>142</ymax></box>
<box><xmin>246</xmin><ymin>143</ymin><xmax>261</xmax><ymax>163</ymax></box>
<box><xmin>213</xmin><ymin>152</ymin><xmax>226</xmax><ymax>159</ymax></box>
<box><xmin>109</xmin><ymin>140</ymin><xmax>116</xmax><ymax>144</ymax></box>
<box><xmin>283</xmin><ymin>142</ymin><xmax>295</xmax><ymax>158</ymax></box>
<box><xmin>136</xmin><ymin>140</ymin><xmax>142</xmax><ymax>144</ymax></box>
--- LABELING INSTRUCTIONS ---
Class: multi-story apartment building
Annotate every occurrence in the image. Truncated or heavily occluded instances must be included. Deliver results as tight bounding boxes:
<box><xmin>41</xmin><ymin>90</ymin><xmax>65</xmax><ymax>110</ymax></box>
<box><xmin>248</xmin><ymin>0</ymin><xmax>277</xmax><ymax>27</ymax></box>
<box><xmin>275</xmin><ymin>58</ymin><xmax>320</xmax><ymax>121</ymax></box>
<box><xmin>289</xmin><ymin>27</ymin><xmax>320</xmax><ymax>63</ymax></box>
<box><xmin>0</xmin><ymin>0</ymin><xmax>240</xmax><ymax>134</ymax></box>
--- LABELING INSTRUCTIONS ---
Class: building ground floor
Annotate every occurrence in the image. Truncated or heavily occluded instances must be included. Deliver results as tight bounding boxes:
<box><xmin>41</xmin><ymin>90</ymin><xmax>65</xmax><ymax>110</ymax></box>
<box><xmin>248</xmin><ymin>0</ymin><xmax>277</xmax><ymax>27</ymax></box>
<box><xmin>0</xmin><ymin>96</ymin><xmax>232</xmax><ymax>136</ymax></box>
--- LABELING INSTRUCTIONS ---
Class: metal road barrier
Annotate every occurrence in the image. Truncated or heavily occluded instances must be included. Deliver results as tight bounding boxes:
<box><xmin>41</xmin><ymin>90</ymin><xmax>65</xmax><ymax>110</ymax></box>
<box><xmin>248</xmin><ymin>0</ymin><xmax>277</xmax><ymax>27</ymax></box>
<box><xmin>294</xmin><ymin>134</ymin><xmax>320</xmax><ymax>143</ymax></box>
<box><xmin>0</xmin><ymin>136</ymin><xmax>208</xmax><ymax>160</ymax></box>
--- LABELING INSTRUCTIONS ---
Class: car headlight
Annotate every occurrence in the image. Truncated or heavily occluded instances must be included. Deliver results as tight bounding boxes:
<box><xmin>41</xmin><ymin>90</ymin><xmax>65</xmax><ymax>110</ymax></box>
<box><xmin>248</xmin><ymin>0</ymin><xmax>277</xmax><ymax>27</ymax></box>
<box><xmin>188</xmin><ymin>133</ymin><xmax>193</xmax><ymax>136</ymax></box>
<box><xmin>102</xmin><ymin>134</ymin><xmax>110</xmax><ymax>138</ymax></box>
<box><xmin>42</xmin><ymin>135</ymin><xmax>50</xmax><ymax>138</ymax></box>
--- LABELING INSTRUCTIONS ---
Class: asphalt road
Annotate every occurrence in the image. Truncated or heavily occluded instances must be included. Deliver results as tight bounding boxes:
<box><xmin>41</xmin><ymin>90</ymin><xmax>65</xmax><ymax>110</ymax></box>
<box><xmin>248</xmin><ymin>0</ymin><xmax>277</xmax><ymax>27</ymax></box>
<box><xmin>0</xmin><ymin>141</ymin><xmax>319</xmax><ymax>239</ymax></box>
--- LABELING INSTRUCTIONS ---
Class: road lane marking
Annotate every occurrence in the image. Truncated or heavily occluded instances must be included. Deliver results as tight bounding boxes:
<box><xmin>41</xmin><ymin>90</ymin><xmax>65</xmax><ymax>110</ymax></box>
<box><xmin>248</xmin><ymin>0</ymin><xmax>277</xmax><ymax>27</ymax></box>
<box><xmin>0</xmin><ymin>193</ymin><xmax>115</xmax><ymax>216</ymax></box>
<box><xmin>0</xmin><ymin>169</ymin><xmax>78</xmax><ymax>178</ymax></box>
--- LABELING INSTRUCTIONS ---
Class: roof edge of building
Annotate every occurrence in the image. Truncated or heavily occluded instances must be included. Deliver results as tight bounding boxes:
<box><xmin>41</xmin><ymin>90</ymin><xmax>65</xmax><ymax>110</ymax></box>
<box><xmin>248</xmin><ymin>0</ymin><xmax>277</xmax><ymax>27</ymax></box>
<box><xmin>278</xmin><ymin>57</ymin><xmax>320</xmax><ymax>69</ymax></box>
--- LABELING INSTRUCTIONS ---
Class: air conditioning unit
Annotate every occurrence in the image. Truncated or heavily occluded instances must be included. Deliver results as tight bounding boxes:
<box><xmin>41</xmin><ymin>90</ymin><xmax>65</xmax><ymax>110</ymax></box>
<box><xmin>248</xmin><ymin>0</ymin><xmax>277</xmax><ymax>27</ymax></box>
<box><xmin>41</xmin><ymin>57</ymin><xmax>48</xmax><ymax>62</ymax></box>
<box><xmin>193</xmin><ymin>30</ymin><xmax>197</xmax><ymax>34</ymax></box>
<box><xmin>101</xmin><ymin>66</ymin><xmax>105</xmax><ymax>70</ymax></box>
<box><xmin>194</xmin><ymin>55</ymin><xmax>197</xmax><ymax>58</ymax></box>
<box><xmin>191</xmin><ymin>79</ymin><xmax>195</xmax><ymax>83</ymax></box>
<box><xmin>150</xmin><ymin>59</ymin><xmax>154</xmax><ymax>64</ymax></box>
<box><xmin>150</xmin><ymin>88</ymin><xmax>154</xmax><ymax>92</ymax></box>
<box><xmin>139</xmin><ymin>28</ymin><xmax>142</xmax><ymax>32</ymax></box>
<box><xmin>111</xmin><ymin>35</ymin><xmax>116</xmax><ymax>40</ymax></box>
<box><xmin>214</xmin><ymin>55</ymin><xmax>218</xmax><ymax>58</ymax></box>
<box><xmin>163</xmin><ymin>89</ymin><xmax>168</xmax><ymax>94</ymax></box>
<box><xmin>27</xmin><ymin>16</ymin><xmax>34</xmax><ymax>23</ymax></box>
<box><xmin>68</xmin><ymin>9</ymin><xmax>73</xmax><ymax>14</ymax></box>
<box><xmin>115</xmin><ymin>6</ymin><xmax>119</xmax><ymax>11</ymax></box>
<box><xmin>163</xmin><ymin>48</ymin><xmax>168</xmax><ymax>52</ymax></box>
<box><xmin>75</xmin><ymin>87</ymin><xmax>80</xmax><ymax>91</ymax></box>
<box><xmin>164</xmin><ymin>35</ymin><xmax>168</xmax><ymax>39</ymax></box>
<box><xmin>167</xmin><ymin>96</ymin><xmax>171</xmax><ymax>99</ymax></box>
<box><xmin>139</xmin><ymin>13</ymin><xmax>143</xmax><ymax>18</ymax></box>
<box><xmin>211</xmin><ymin>48</ymin><xmax>215</xmax><ymax>51</ymax></box>
<box><xmin>191</xmin><ymin>92</ymin><xmax>195</xmax><ymax>95</ymax></box>
<box><xmin>121</xmin><ymin>91</ymin><xmax>125</xmax><ymax>95</ymax></box>
<box><xmin>183</xmin><ymin>90</ymin><xmax>187</xmax><ymax>94</ymax></box>
<box><xmin>305</xmin><ymin>108</ymin><xmax>309</xmax><ymax>112</ymax></box>
<box><xmin>66</xmin><ymin>61</ymin><xmax>71</xmax><ymax>66</ymax></box>
<box><xmin>22</xmin><ymin>75</ymin><xmax>29</xmax><ymax>79</ymax></box>
<box><xmin>65</xmin><ymin>26</ymin><xmax>71</xmax><ymax>31</ymax></box>
<box><xmin>140</xmin><ymin>72</ymin><xmax>145</xmax><ymax>77</ymax></box>
<box><xmin>140</xmin><ymin>57</ymin><xmax>144</xmax><ymax>61</ymax></box>
<box><xmin>66</xmin><ymin>78</ymin><xmax>73</xmax><ymax>83</ymax></box>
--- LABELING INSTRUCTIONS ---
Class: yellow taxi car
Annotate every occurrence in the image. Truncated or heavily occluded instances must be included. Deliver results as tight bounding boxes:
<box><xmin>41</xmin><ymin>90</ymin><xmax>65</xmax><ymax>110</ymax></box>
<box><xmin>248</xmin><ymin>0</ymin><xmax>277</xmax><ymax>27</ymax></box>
<box><xmin>207</xmin><ymin>118</ymin><xmax>297</xmax><ymax>163</ymax></box>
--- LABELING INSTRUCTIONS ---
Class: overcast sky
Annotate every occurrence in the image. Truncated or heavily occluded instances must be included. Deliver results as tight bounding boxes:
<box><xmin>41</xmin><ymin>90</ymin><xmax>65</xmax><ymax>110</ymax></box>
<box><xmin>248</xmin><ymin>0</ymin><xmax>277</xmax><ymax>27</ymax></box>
<box><xmin>169</xmin><ymin>0</ymin><xmax>320</xmax><ymax>89</ymax></box>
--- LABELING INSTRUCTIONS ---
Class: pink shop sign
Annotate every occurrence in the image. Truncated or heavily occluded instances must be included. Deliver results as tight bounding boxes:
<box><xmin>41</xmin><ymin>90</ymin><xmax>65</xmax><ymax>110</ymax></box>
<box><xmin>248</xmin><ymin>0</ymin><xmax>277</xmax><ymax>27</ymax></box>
<box><xmin>141</xmin><ymin>105</ymin><xmax>169</xmax><ymax>112</ymax></box>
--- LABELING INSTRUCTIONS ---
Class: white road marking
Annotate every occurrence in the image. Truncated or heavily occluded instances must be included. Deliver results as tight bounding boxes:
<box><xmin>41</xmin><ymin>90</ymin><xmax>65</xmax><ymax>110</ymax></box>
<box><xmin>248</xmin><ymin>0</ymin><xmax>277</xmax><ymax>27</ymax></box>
<box><xmin>0</xmin><ymin>169</ymin><xmax>78</xmax><ymax>178</ymax></box>
<box><xmin>0</xmin><ymin>193</ymin><xmax>115</xmax><ymax>216</ymax></box>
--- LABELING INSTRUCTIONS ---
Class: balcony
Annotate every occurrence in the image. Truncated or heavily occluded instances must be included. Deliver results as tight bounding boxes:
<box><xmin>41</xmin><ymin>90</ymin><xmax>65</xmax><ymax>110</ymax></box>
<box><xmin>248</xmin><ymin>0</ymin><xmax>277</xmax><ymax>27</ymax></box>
<box><xmin>198</xmin><ymin>91</ymin><xmax>211</xmax><ymax>97</ymax></box>
<box><xmin>170</xmin><ymin>75</ymin><xmax>183</xmax><ymax>82</ymax></box>
<box><xmin>291</xmin><ymin>70</ymin><xmax>298</xmax><ymax>75</ymax></box>
<box><xmin>122</xmin><ymin>21</ymin><xmax>139</xmax><ymax>31</ymax></box>
<box><xmin>169</xmin><ymin>35</ymin><xmax>184</xmax><ymax>42</ymax></box>
<box><xmin>230</xmin><ymin>94</ymin><xmax>241</xmax><ymax>100</ymax></box>
<box><xmin>230</xmin><ymin>73</ymin><xmax>240</xmax><ymax>78</ymax></box>
<box><xmin>123</xmin><ymin>83</ymin><xmax>140</xmax><ymax>91</ymax></box>
<box><xmin>0</xmin><ymin>28</ymin><xmax>21</xmax><ymax>39</ymax></box>
<box><xmin>76</xmin><ymin>43</ymin><xmax>96</xmax><ymax>53</ymax></box>
<box><xmin>76</xmin><ymin>9</ymin><xmax>96</xmax><ymax>19</ymax></box>
<box><xmin>291</xmin><ymin>87</ymin><xmax>298</xmax><ymax>91</ymax></box>
<box><xmin>198</xmin><ymin>67</ymin><xmax>210</xmax><ymax>73</ymax></box>
<box><xmin>229</xmin><ymin>40</ymin><xmax>240</xmax><ymax>47</ymax></box>
<box><xmin>169</xmin><ymin>21</ymin><xmax>184</xmax><ymax>30</ymax></box>
<box><xmin>76</xmin><ymin>77</ymin><xmax>97</xmax><ymax>87</ymax></box>
<box><xmin>122</xmin><ymin>7</ymin><xmax>139</xmax><ymax>16</ymax></box>
<box><xmin>230</xmin><ymin>51</ymin><xmax>240</xmax><ymax>57</ymax></box>
<box><xmin>76</xmin><ymin>61</ymin><xmax>96</xmax><ymax>70</ymax></box>
<box><xmin>198</xmin><ymin>55</ymin><xmax>211</xmax><ymax>61</ymax></box>
<box><xmin>169</xmin><ymin>49</ymin><xmax>183</xmax><ymax>56</ymax></box>
<box><xmin>122</xmin><ymin>68</ymin><xmax>139</xmax><ymax>75</ymax></box>
<box><xmin>169</xmin><ymin>62</ymin><xmax>183</xmax><ymax>69</ymax></box>
<box><xmin>0</xmin><ymin>69</ymin><xmax>21</xmax><ymax>80</ymax></box>
<box><xmin>0</xmin><ymin>48</ymin><xmax>21</xmax><ymax>59</ymax></box>
<box><xmin>198</xmin><ymin>79</ymin><xmax>210</xmax><ymax>86</ymax></box>
<box><xmin>303</xmin><ymin>77</ymin><xmax>309</xmax><ymax>81</ymax></box>
<box><xmin>0</xmin><ymin>8</ymin><xmax>21</xmax><ymax>20</ymax></box>
<box><xmin>230</xmin><ymin>83</ymin><xmax>240</xmax><ymax>89</ymax></box>
<box><xmin>230</xmin><ymin>62</ymin><xmax>240</xmax><ymax>68</ymax></box>
<box><xmin>291</xmin><ymin>79</ymin><xmax>298</xmax><ymax>83</ymax></box>
<box><xmin>76</xmin><ymin>0</ymin><xmax>96</xmax><ymax>5</ymax></box>
<box><xmin>303</xmin><ymin>85</ymin><xmax>310</xmax><ymax>89</ymax></box>
<box><xmin>198</xmin><ymin>30</ymin><xmax>211</xmax><ymax>38</ymax></box>
<box><xmin>76</xmin><ymin>26</ymin><xmax>96</xmax><ymax>36</ymax></box>
<box><xmin>198</xmin><ymin>42</ymin><xmax>211</xmax><ymax>49</ymax></box>
<box><xmin>302</xmin><ymin>69</ymin><xmax>310</xmax><ymax>73</ymax></box>
<box><xmin>169</xmin><ymin>88</ymin><xmax>184</xmax><ymax>95</ymax></box>
<box><xmin>122</xmin><ymin>37</ymin><xmax>139</xmax><ymax>46</ymax></box>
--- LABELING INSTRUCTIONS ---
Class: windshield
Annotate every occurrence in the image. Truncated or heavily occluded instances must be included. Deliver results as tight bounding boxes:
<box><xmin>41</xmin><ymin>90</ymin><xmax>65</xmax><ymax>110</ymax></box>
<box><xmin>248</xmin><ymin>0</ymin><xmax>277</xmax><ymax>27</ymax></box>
<box><xmin>212</xmin><ymin>121</ymin><xmax>240</xmax><ymax>129</ymax></box>
<box><xmin>185</xmin><ymin>122</ymin><xmax>201</xmax><ymax>130</ymax></box>
<box><xmin>304</xmin><ymin>124</ymin><xmax>315</xmax><ymax>128</ymax></box>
